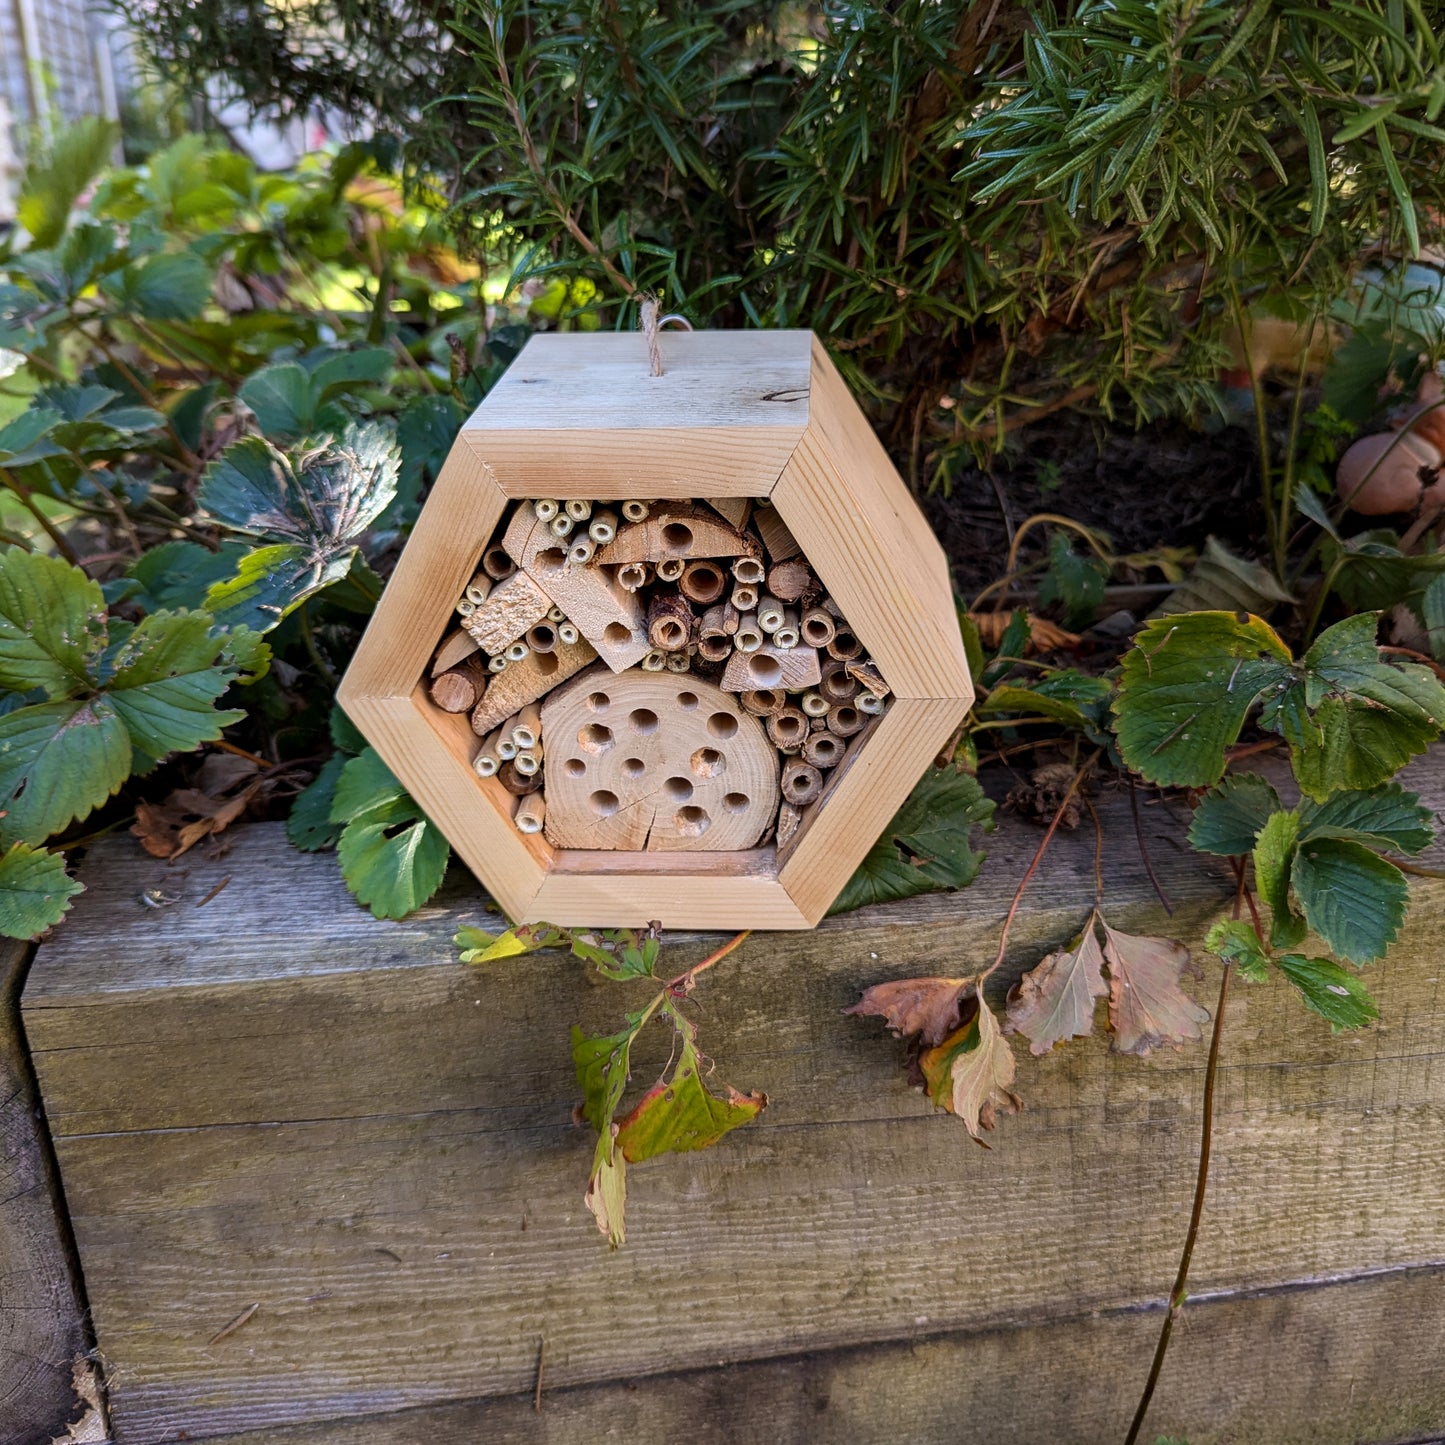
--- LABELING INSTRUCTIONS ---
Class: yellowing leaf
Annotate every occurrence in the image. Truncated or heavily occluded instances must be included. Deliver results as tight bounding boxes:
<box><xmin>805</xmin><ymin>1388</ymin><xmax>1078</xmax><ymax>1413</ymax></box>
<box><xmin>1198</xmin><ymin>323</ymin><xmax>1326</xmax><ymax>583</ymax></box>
<box><xmin>919</xmin><ymin>998</ymin><xmax>1021</xmax><ymax>1142</ymax></box>
<box><xmin>584</xmin><ymin>1131</ymin><xmax>627</xmax><ymax>1246</ymax></box>
<box><xmin>843</xmin><ymin>975</ymin><xmax>974</xmax><ymax>1048</ymax></box>
<box><xmin>1100</xmin><ymin>918</ymin><xmax>1209</xmax><ymax>1055</ymax></box>
<box><xmin>1006</xmin><ymin>913</ymin><xmax>1108</xmax><ymax>1054</ymax></box>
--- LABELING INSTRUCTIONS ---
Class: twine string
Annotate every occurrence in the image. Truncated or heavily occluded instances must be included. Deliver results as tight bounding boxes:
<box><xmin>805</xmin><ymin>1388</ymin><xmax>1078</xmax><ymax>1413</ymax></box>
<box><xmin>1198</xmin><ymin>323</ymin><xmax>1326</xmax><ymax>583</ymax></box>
<box><xmin>639</xmin><ymin>295</ymin><xmax>693</xmax><ymax>376</ymax></box>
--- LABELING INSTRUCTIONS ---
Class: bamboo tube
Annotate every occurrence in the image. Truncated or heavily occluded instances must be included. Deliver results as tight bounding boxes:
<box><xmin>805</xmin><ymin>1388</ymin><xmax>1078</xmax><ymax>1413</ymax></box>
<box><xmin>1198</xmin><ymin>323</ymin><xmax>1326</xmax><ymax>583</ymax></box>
<box><xmin>548</xmin><ymin>514</ymin><xmax>574</xmax><ymax>538</ymax></box>
<box><xmin>487</xmin><ymin>655</ymin><xmax>509</xmax><ymax>674</ymax></box>
<box><xmin>679</xmin><ymin>559</ymin><xmax>727</xmax><ymax>605</ymax></box>
<box><xmin>504</xmin><ymin>639</ymin><xmax>530</xmax><ymax>663</ymax></box>
<box><xmin>800</xmin><ymin>691</ymin><xmax>829</xmax><ymax>718</ymax></box>
<box><xmin>767</xmin><ymin>707</ymin><xmax>809</xmax><ymax>749</ymax></box>
<box><xmin>557</xmin><ymin>622</ymin><xmax>580</xmax><ymax>645</ymax></box>
<box><xmin>499</xmin><ymin>761</ymin><xmax>542</xmax><ymax>796</ymax></box>
<box><xmin>696</xmin><ymin>605</ymin><xmax>732</xmax><ymax>663</ymax></box>
<box><xmin>533</xmin><ymin>498</ymin><xmax>560</xmax><ymax>521</ymax></box>
<box><xmin>640</xmin><ymin>648</ymin><xmax>666</xmax><ymax>671</ymax></box>
<box><xmin>774</xmin><ymin>610</ymin><xmax>800</xmax><ymax>649</ymax></box>
<box><xmin>526</xmin><ymin>622</ymin><xmax>557</xmax><ymax>654</ymax></box>
<box><xmin>546</xmin><ymin>605</ymin><xmax>566</xmax><ymax>623</ymax></box>
<box><xmin>497</xmin><ymin>732</ymin><xmax>519</xmax><ymax>761</ymax></box>
<box><xmin>827</xmin><ymin>703</ymin><xmax>866</xmax><ymax>736</ymax></box>
<box><xmin>757</xmin><ymin>595</ymin><xmax>785</xmax><ymax>633</ymax></box>
<box><xmin>456</xmin><ymin>598</ymin><xmax>476</xmax><ymax>617</ymax></box>
<box><xmin>648</xmin><ymin>593</ymin><xmax>694</xmax><ymax>651</ymax></box>
<box><xmin>665</xmin><ymin>651</ymin><xmax>691</xmax><ymax>672</ymax></box>
<box><xmin>621</xmin><ymin>499</ymin><xmax>650</xmax><ymax>522</ymax></box>
<box><xmin>741</xmin><ymin>688</ymin><xmax>786</xmax><ymax>717</ymax></box>
<box><xmin>515</xmin><ymin>791</ymin><xmax>546</xmax><ymax>833</ymax></box>
<box><xmin>803</xmin><ymin>731</ymin><xmax>845</xmax><ymax>770</ymax></box>
<box><xmin>857</xmin><ymin>691</ymin><xmax>886</xmax><ymax>715</ymax></box>
<box><xmin>565</xmin><ymin>498</ymin><xmax>592</xmax><ymax>521</ymax></box>
<box><xmin>589</xmin><ymin>510</ymin><xmax>618</xmax><ymax>544</ymax></box>
<box><xmin>732</xmin><ymin>555</ymin><xmax>766</xmax><ymax>585</ymax></box>
<box><xmin>617</xmin><ymin>561</ymin><xmax>651</xmax><ymax>592</ymax></box>
<box><xmin>464</xmin><ymin>581</ymin><xmax>491</xmax><ymax>607</ymax></box>
<box><xmin>568</xmin><ymin>536</ymin><xmax>597</xmax><ymax>565</ymax></box>
<box><xmin>482</xmin><ymin>545</ymin><xmax>516</xmax><ymax>580</ymax></box>
<box><xmin>732</xmin><ymin>583</ymin><xmax>759</xmax><ymax>612</ymax></box>
<box><xmin>781</xmin><ymin>758</ymin><xmax>823</xmax><ymax>806</ymax></box>
<box><xmin>722</xmin><ymin>601</ymin><xmax>742</xmax><ymax>635</ymax></box>
<box><xmin>766</xmin><ymin>558</ymin><xmax>812</xmax><ymax>603</ymax></box>
<box><xmin>512</xmin><ymin>704</ymin><xmax>542</xmax><ymax>749</ymax></box>
<box><xmin>734</xmin><ymin>617</ymin><xmax>764</xmax><ymax>652</ymax></box>
<box><xmin>820</xmin><ymin>658</ymin><xmax>859</xmax><ymax>704</ymax></box>
<box><xmin>474</xmin><ymin>751</ymin><xmax>500</xmax><ymax>779</ymax></box>
<box><xmin>826</xmin><ymin>626</ymin><xmax>863</xmax><ymax>661</ymax></box>
<box><xmin>656</xmin><ymin>556</ymin><xmax>685</xmax><ymax>582</ymax></box>
<box><xmin>800</xmin><ymin>607</ymin><xmax>836</xmax><ymax>648</ymax></box>
<box><xmin>514</xmin><ymin>751</ymin><xmax>542</xmax><ymax>777</ymax></box>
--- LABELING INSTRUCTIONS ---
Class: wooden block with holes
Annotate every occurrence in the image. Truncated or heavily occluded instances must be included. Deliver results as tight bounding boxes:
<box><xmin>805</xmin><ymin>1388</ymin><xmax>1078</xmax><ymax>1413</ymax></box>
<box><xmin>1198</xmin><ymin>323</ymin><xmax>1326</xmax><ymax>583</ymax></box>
<box><xmin>338</xmin><ymin>329</ymin><xmax>972</xmax><ymax>928</ymax></box>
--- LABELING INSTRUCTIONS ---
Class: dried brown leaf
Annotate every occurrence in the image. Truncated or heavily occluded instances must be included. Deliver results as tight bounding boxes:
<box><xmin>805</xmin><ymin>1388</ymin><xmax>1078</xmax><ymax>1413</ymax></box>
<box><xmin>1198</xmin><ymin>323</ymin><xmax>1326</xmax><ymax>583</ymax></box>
<box><xmin>843</xmin><ymin>975</ymin><xmax>974</xmax><ymax>1048</ymax></box>
<box><xmin>968</xmin><ymin>610</ymin><xmax>1082</xmax><ymax>654</ymax></box>
<box><xmin>920</xmin><ymin>997</ymin><xmax>1022</xmax><ymax>1141</ymax></box>
<box><xmin>1100</xmin><ymin>918</ymin><xmax>1210</xmax><ymax>1056</ymax></box>
<box><xmin>1006</xmin><ymin>912</ymin><xmax>1108</xmax><ymax>1055</ymax></box>
<box><xmin>131</xmin><ymin>778</ymin><xmax>261</xmax><ymax>859</ymax></box>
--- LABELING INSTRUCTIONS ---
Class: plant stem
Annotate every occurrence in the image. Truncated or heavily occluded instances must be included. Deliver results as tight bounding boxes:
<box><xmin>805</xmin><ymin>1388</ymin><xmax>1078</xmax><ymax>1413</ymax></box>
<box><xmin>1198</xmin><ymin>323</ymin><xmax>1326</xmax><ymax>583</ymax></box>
<box><xmin>0</xmin><ymin>466</ymin><xmax>81</xmax><ymax>564</ymax></box>
<box><xmin>667</xmin><ymin>929</ymin><xmax>750</xmax><ymax>996</ymax></box>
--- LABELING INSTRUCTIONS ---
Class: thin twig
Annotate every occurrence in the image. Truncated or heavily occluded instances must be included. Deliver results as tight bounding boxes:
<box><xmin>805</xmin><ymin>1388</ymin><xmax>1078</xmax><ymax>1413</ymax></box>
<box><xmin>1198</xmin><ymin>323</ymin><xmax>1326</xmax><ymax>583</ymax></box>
<box><xmin>1129</xmin><ymin>776</ymin><xmax>1175</xmax><ymax>915</ymax></box>
<box><xmin>534</xmin><ymin>1337</ymin><xmax>545</xmax><ymax>1412</ymax></box>
<box><xmin>207</xmin><ymin>1302</ymin><xmax>260</xmax><ymax>1346</ymax></box>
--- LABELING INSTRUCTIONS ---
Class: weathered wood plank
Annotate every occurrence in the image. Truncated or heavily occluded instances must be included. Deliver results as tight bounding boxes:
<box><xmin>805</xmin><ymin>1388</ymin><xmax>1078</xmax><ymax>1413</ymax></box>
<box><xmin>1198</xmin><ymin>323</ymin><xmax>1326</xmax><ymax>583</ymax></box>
<box><xmin>22</xmin><ymin>758</ymin><xmax>1445</xmax><ymax>1440</ymax></box>
<box><xmin>0</xmin><ymin>939</ymin><xmax>91</xmax><ymax>1444</ymax></box>
<box><xmin>199</xmin><ymin>1263</ymin><xmax>1445</xmax><ymax>1445</ymax></box>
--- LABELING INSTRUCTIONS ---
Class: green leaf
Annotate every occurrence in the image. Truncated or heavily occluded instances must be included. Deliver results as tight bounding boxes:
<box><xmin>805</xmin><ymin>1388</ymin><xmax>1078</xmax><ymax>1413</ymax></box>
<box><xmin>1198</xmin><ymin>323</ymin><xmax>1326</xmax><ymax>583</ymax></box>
<box><xmin>455</xmin><ymin>925</ymin><xmax>542</xmax><ymax>964</ymax></box>
<box><xmin>1297</xmin><ymin>783</ymin><xmax>1433</xmax><ymax>855</ymax></box>
<box><xmin>1113</xmin><ymin>612</ymin><xmax>1292</xmax><ymax>787</ymax></box>
<box><xmin>1253</xmin><ymin>808</ymin><xmax>1307</xmax><ymax>950</ymax></box>
<box><xmin>0</xmin><ymin>699</ymin><xmax>132</xmax><ymax>845</ymax></box>
<box><xmin>0</xmin><ymin>548</ymin><xmax>107</xmax><ymax>698</ymax></box>
<box><xmin>615</xmin><ymin>1015</ymin><xmax>766</xmax><ymax>1162</ymax></box>
<box><xmin>573</xmin><ymin>1017</ymin><xmax>643</xmax><ymax>1135</ymax></box>
<box><xmin>1422</xmin><ymin>572</ymin><xmax>1445</xmax><ymax>661</ymax></box>
<box><xmin>332</xmin><ymin>748</ymin><xmax>450</xmax><ymax>919</ymax></box>
<box><xmin>1037</xmin><ymin>531</ymin><xmax>1108</xmax><ymax>626</ymax></box>
<box><xmin>1291</xmin><ymin>837</ymin><xmax>1408</xmax><ymax>965</ymax></box>
<box><xmin>204</xmin><ymin>542</ymin><xmax>357</xmax><ymax>632</ymax></box>
<box><xmin>0</xmin><ymin>842</ymin><xmax>82</xmax><ymax>938</ymax></box>
<box><xmin>829</xmin><ymin>768</ymin><xmax>994</xmax><ymax>915</ymax></box>
<box><xmin>17</xmin><ymin>117</ymin><xmax>119</xmax><ymax>248</ymax></box>
<box><xmin>1156</xmin><ymin>537</ymin><xmax>1293</xmax><ymax>616</ymax></box>
<box><xmin>310</xmin><ymin>346</ymin><xmax>395</xmax><ymax>397</ymax></box>
<box><xmin>101</xmin><ymin>251</ymin><xmax>214</xmax><ymax>321</ymax></box>
<box><xmin>239</xmin><ymin>363</ymin><xmax>316</xmax><ymax>439</ymax></box>
<box><xmin>125</xmin><ymin>540</ymin><xmax>252</xmax><ymax>614</ymax></box>
<box><xmin>286</xmin><ymin>754</ymin><xmax>347</xmax><ymax>852</ymax></box>
<box><xmin>1274</xmin><ymin>953</ymin><xmax>1380</xmax><ymax>1031</ymax></box>
<box><xmin>1205</xmin><ymin>918</ymin><xmax>1271</xmax><ymax>983</ymax></box>
<box><xmin>1188</xmin><ymin>773</ymin><xmax>1282</xmax><ymax>856</ymax></box>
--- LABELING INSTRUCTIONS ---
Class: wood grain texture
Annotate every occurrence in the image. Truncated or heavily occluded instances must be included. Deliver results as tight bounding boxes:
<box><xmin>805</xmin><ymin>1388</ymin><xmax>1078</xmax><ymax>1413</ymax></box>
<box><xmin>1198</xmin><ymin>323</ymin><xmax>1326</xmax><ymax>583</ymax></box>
<box><xmin>0</xmin><ymin>940</ymin><xmax>90</xmax><ymax>1444</ymax></box>
<box><xmin>188</xmin><ymin>1263</ymin><xmax>1445</xmax><ymax>1445</ymax></box>
<box><xmin>462</xmin><ymin>331</ymin><xmax>812</xmax><ymax>499</ymax></box>
<box><xmin>21</xmin><ymin>755</ymin><xmax>1445</xmax><ymax>1440</ymax></box>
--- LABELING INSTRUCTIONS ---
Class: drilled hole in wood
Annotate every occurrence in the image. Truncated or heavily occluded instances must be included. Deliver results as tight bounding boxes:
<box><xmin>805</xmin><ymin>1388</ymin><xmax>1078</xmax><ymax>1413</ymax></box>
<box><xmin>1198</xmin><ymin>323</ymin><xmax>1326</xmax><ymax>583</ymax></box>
<box><xmin>628</xmin><ymin>708</ymin><xmax>660</xmax><ymax>734</ymax></box>
<box><xmin>747</xmin><ymin>654</ymin><xmax>782</xmax><ymax>688</ymax></box>
<box><xmin>622</xmin><ymin>757</ymin><xmax>646</xmax><ymax>779</ymax></box>
<box><xmin>578</xmin><ymin>723</ymin><xmax>614</xmax><ymax>755</ymax></box>
<box><xmin>535</xmin><ymin>651</ymin><xmax>560</xmax><ymax>677</ymax></box>
<box><xmin>661</xmin><ymin>522</ymin><xmax>694</xmax><ymax>552</ymax></box>
<box><xmin>536</xmin><ymin>548</ymin><xmax>567</xmax><ymax>575</ymax></box>
<box><xmin>604</xmin><ymin>623</ymin><xmax>633</xmax><ymax>648</ymax></box>
<box><xmin>707</xmin><ymin>712</ymin><xmax>739</xmax><ymax>740</ymax></box>
<box><xmin>723</xmin><ymin>792</ymin><xmax>749</xmax><ymax>813</ymax></box>
<box><xmin>586</xmin><ymin>692</ymin><xmax>612</xmax><ymax>713</ymax></box>
<box><xmin>691</xmin><ymin>747</ymin><xmax>725</xmax><ymax>778</ymax></box>
<box><xmin>677</xmin><ymin>691</ymin><xmax>699</xmax><ymax>710</ymax></box>
<box><xmin>590</xmin><ymin>790</ymin><xmax>620</xmax><ymax>817</ymax></box>
<box><xmin>675</xmin><ymin>805</ymin><xmax>710</xmax><ymax>837</ymax></box>
<box><xmin>664</xmin><ymin>776</ymin><xmax>694</xmax><ymax>803</ymax></box>
<box><xmin>564</xmin><ymin>758</ymin><xmax>586</xmax><ymax>778</ymax></box>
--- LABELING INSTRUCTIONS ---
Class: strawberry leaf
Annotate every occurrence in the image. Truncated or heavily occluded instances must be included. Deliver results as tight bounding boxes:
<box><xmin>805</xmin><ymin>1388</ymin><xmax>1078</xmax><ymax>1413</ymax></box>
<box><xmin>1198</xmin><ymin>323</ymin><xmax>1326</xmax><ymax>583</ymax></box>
<box><xmin>1291</xmin><ymin>837</ymin><xmax>1407</xmax><ymax>965</ymax></box>
<box><xmin>1274</xmin><ymin>954</ymin><xmax>1380</xmax><ymax>1031</ymax></box>
<box><xmin>1099</xmin><ymin>918</ymin><xmax>1209</xmax><ymax>1055</ymax></box>
<box><xmin>1252</xmin><ymin>808</ymin><xmax>1308</xmax><ymax>950</ymax></box>
<box><xmin>1188</xmin><ymin>773</ymin><xmax>1282</xmax><ymax>856</ymax></box>
<box><xmin>1297</xmin><ymin>783</ymin><xmax>1434</xmax><ymax>855</ymax></box>
<box><xmin>844</xmin><ymin>975</ymin><xmax>974</xmax><ymax>1048</ymax></box>
<box><xmin>0</xmin><ymin>841</ymin><xmax>83</xmax><ymax>939</ymax></box>
<box><xmin>1006</xmin><ymin>913</ymin><xmax>1108</xmax><ymax>1054</ymax></box>
<box><xmin>919</xmin><ymin>996</ymin><xmax>1021</xmax><ymax>1142</ymax></box>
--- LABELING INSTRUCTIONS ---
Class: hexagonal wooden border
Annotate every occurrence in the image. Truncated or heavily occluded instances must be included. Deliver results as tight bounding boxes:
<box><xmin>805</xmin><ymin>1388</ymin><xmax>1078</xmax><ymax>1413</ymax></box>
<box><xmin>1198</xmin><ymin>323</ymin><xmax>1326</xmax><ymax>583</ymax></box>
<box><xmin>339</xmin><ymin>331</ymin><xmax>973</xmax><ymax>928</ymax></box>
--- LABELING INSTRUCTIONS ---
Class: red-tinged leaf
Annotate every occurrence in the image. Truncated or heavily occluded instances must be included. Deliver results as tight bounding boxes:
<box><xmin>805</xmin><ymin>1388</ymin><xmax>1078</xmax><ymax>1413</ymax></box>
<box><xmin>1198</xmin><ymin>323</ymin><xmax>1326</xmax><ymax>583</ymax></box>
<box><xmin>843</xmin><ymin>976</ymin><xmax>974</xmax><ymax>1047</ymax></box>
<box><xmin>919</xmin><ymin>997</ymin><xmax>1021</xmax><ymax>1142</ymax></box>
<box><xmin>1006</xmin><ymin>912</ymin><xmax>1108</xmax><ymax>1055</ymax></box>
<box><xmin>584</xmin><ymin>1129</ymin><xmax>627</xmax><ymax>1247</ymax></box>
<box><xmin>1099</xmin><ymin>918</ymin><xmax>1210</xmax><ymax>1056</ymax></box>
<box><xmin>616</xmin><ymin>1026</ymin><xmax>766</xmax><ymax>1163</ymax></box>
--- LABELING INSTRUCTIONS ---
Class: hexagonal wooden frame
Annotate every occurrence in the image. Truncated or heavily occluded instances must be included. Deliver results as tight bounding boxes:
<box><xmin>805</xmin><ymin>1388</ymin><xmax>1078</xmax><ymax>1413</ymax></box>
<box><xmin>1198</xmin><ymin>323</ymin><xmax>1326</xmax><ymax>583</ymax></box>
<box><xmin>338</xmin><ymin>330</ymin><xmax>973</xmax><ymax>929</ymax></box>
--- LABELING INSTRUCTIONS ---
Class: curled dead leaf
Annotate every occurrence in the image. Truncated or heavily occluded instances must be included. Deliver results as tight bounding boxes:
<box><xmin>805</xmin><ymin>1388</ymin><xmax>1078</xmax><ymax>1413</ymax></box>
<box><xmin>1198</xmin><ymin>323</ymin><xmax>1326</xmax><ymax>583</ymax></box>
<box><xmin>968</xmin><ymin>610</ymin><xmax>1082</xmax><ymax>654</ymax></box>
<box><xmin>844</xmin><ymin>975</ymin><xmax>974</xmax><ymax>1048</ymax></box>
<box><xmin>1006</xmin><ymin>912</ymin><xmax>1109</xmax><ymax>1055</ymax></box>
<box><xmin>919</xmin><ymin>997</ymin><xmax>1022</xmax><ymax>1142</ymax></box>
<box><xmin>1099</xmin><ymin>917</ymin><xmax>1210</xmax><ymax>1055</ymax></box>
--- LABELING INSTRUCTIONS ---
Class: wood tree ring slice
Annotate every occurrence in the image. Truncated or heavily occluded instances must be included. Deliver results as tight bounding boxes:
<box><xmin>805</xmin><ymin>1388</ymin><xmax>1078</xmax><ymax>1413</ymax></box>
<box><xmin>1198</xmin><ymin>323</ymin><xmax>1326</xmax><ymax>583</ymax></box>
<box><xmin>541</xmin><ymin>664</ymin><xmax>778</xmax><ymax>852</ymax></box>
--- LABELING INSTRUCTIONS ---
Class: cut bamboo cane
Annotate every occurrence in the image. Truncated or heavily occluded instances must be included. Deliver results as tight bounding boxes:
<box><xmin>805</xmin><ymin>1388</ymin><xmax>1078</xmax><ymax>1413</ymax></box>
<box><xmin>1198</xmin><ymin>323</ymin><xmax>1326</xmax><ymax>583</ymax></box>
<box><xmin>734</xmin><ymin>618</ymin><xmax>764</xmax><ymax>653</ymax></box>
<box><xmin>557</xmin><ymin>622</ymin><xmax>580</xmax><ymax>645</ymax></box>
<box><xmin>731</xmin><ymin>583</ymin><xmax>759</xmax><ymax>612</ymax></box>
<box><xmin>515</xmin><ymin>791</ymin><xmax>546</xmax><ymax>833</ymax></box>
<box><xmin>464</xmin><ymin>571</ymin><xmax>553</xmax><ymax>655</ymax></box>
<box><xmin>826</xmin><ymin>702</ymin><xmax>866</xmax><ymax>736</ymax></box>
<box><xmin>697</xmin><ymin>605</ymin><xmax>732</xmax><ymax>663</ymax></box>
<box><xmin>731</xmin><ymin>555</ymin><xmax>766</xmax><ymax>585</ymax></box>
<box><xmin>512</xmin><ymin>704</ymin><xmax>542</xmax><ymax>749</ymax></box>
<box><xmin>656</xmin><ymin>557</ymin><xmax>685</xmax><ymax>582</ymax></box>
<box><xmin>680</xmin><ymin>560</ymin><xmax>727</xmax><ymax>605</ymax></box>
<box><xmin>767</xmin><ymin>707</ymin><xmax>809</xmax><ymax>749</ymax></box>
<box><xmin>800</xmin><ymin>607</ymin><xmax>836</xmax><ymax>649</ymax></box>
<box><xmin>548</xmin><ymin>514</ymin><xmax>575</xmax><ymax>538</ymax></box>
<box><xmin>721</xmin><ymin>642</ymin><xmax>821</xmax><ymax>693</ymax></box>
<box><xmin>781</xmin><ymin>758</ymin><xmax>823</xmax><ymax>806</ymax></box>
<box><xmin>431</xmin><ymin>628</ymin><xmax>481</xmax><ymax>676</ymax></box>
<box><xmin>565</xmin><ymin>498</ymin><xmax>592</xmax><ymax>521</ymax></box>
<box><xmin>547</xmin><ymin>606</ymin><xmax>566</xmax><ymax>622</ymax></box>
<box><xmin>456</xmin><ymin>600</ymin><xmax>475</xmax><ymax>617</ymax></box>
<box><xmin>568</xmin><ymin>537</ymin><xmax>597</xmax><ymax>565</ymax></box>
<box><xmin>504</xmin><ymin>640</ymin><xmax>530</xmax><ymax>663</ymax></box>
<box><xmin>757</xmin><ymin>594</ymin><xmax>785</xmax><ymax>633</ymax></box>
<box><xmin>616</xmin><ymin>562</ymin><xmax>651</xmax><ymax>593</ymax></box>
<box><xmin>470</xmin><ymin>635</ymin><xmax>598</xmax><ymax>735</ymax></box>
<box><xmin>481</xmin><ymin>545</ymin><xmax>516</xmax><ymax>580</ymax></box>
<box><xmin>665</xmin><ymin>652</ymin><xmax>692</xmax><ymax>673</ymax></box>
<box><xmin>766</xmin><ymin>557</ymin><xmax>812</xmax><ymax>603</ymax></box>
<box><xmin>641</xmin><ymin>649</ymin><xmax>666</xmax><ymax>671</ymax></box>
<box><xmin>589</xmin><ymin>510</ymin><xmax>618</xmax><ymax>544</ymax></box>
<box><xmin>533</xmin><ymin>499</ymin><xmax>560</xmax><ymax>521</ymax></box>
<box><xmin>774</xmin><ymin>610</ymin><xmax>800</xmax><ymax>649</ymax></box>
<box><xmin>487</xmin><ymin>656</ymin><xmax>509</xmax><ymax>674</ymax></box>
<box><xmin>514</xmin><ymin>751</ymin><xmax>542</xmax><ymax>777</ymax></box>
<box><xmin>464</xmin><ymin>579</ymin><xmax>491</xmax><ymax>607</ymax></box>
<box><xmin>621</xmin><ymin>499</ymin><xmax>650</xmax><ymax>522</ymax></box>
<box><xmin>741</xmin><ymin>688</ymin><xmax>787</xmax><ymax>717</ymax></box>
<box><xmin>496</xmin><ymin>734</ymin><xmax>518</xmax><ymax>761</ymax></box>
<box><xmin>826</xmin><ymin>626</ymin><xmax>864</xmax><ymax>661</ymax></box>
<box><xmin>857</xmin><ymin>690</ymin><xmax>886</xmax><ymax>715</ymax></box>
<box><xmin>800</xmin><ymin>691</ymin><xmax>829</xmax><ymax>718</ymax></box>
<box><xmin>802</xmin><ymin>731</ymin><xmax>846</xmax><ymax>769</ymax></box>
<box><xmin>648</xmin><ymin>593</ymin><xmax>695</xmax><ymax>652</ymax></box>
<box><xmin>526</xmin><ymin>622</ymin><xmax>557</xmax><ymax>654</ymax></box>
<box><xmin>820</xmin><ymin>658</ymin><xmax>859</xmax><ymax>703</ymax></box>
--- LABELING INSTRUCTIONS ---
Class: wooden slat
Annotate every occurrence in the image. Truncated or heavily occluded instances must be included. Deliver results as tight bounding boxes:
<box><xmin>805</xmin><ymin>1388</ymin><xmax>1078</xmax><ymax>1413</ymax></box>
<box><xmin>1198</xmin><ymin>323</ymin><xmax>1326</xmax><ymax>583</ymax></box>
<box><xmin>0</xmin><ymin>939</ymin><xmax>89</xmax><ymax>1443</ymax></box>
<box><xmin>462</xmin><ymin>331</ymin><xmax>813</xmax><ymax>499</ymax></box>
<box><xmin>25</xmin><ymin>760</ymin><xmax>1445</xmax><ymax>1439</ymax></box>
<box><xmin>191</xmin><ymin>1263</ymin><xmax>1445</xmax><ymax>1445</ymax></box>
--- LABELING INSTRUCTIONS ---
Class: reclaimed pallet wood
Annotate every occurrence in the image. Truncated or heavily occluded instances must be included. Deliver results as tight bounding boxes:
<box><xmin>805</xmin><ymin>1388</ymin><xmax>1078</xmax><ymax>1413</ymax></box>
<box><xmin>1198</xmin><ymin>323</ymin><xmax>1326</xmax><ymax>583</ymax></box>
<box><xmin>0</xmin><ymin>939</ymin><xmax>91</xmax><ymax>1444</ymax></box>
<box><xmin>21</xmin><ymin>757</ymin><xmax>1445</xmax><ymax>1441</ymax></box>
